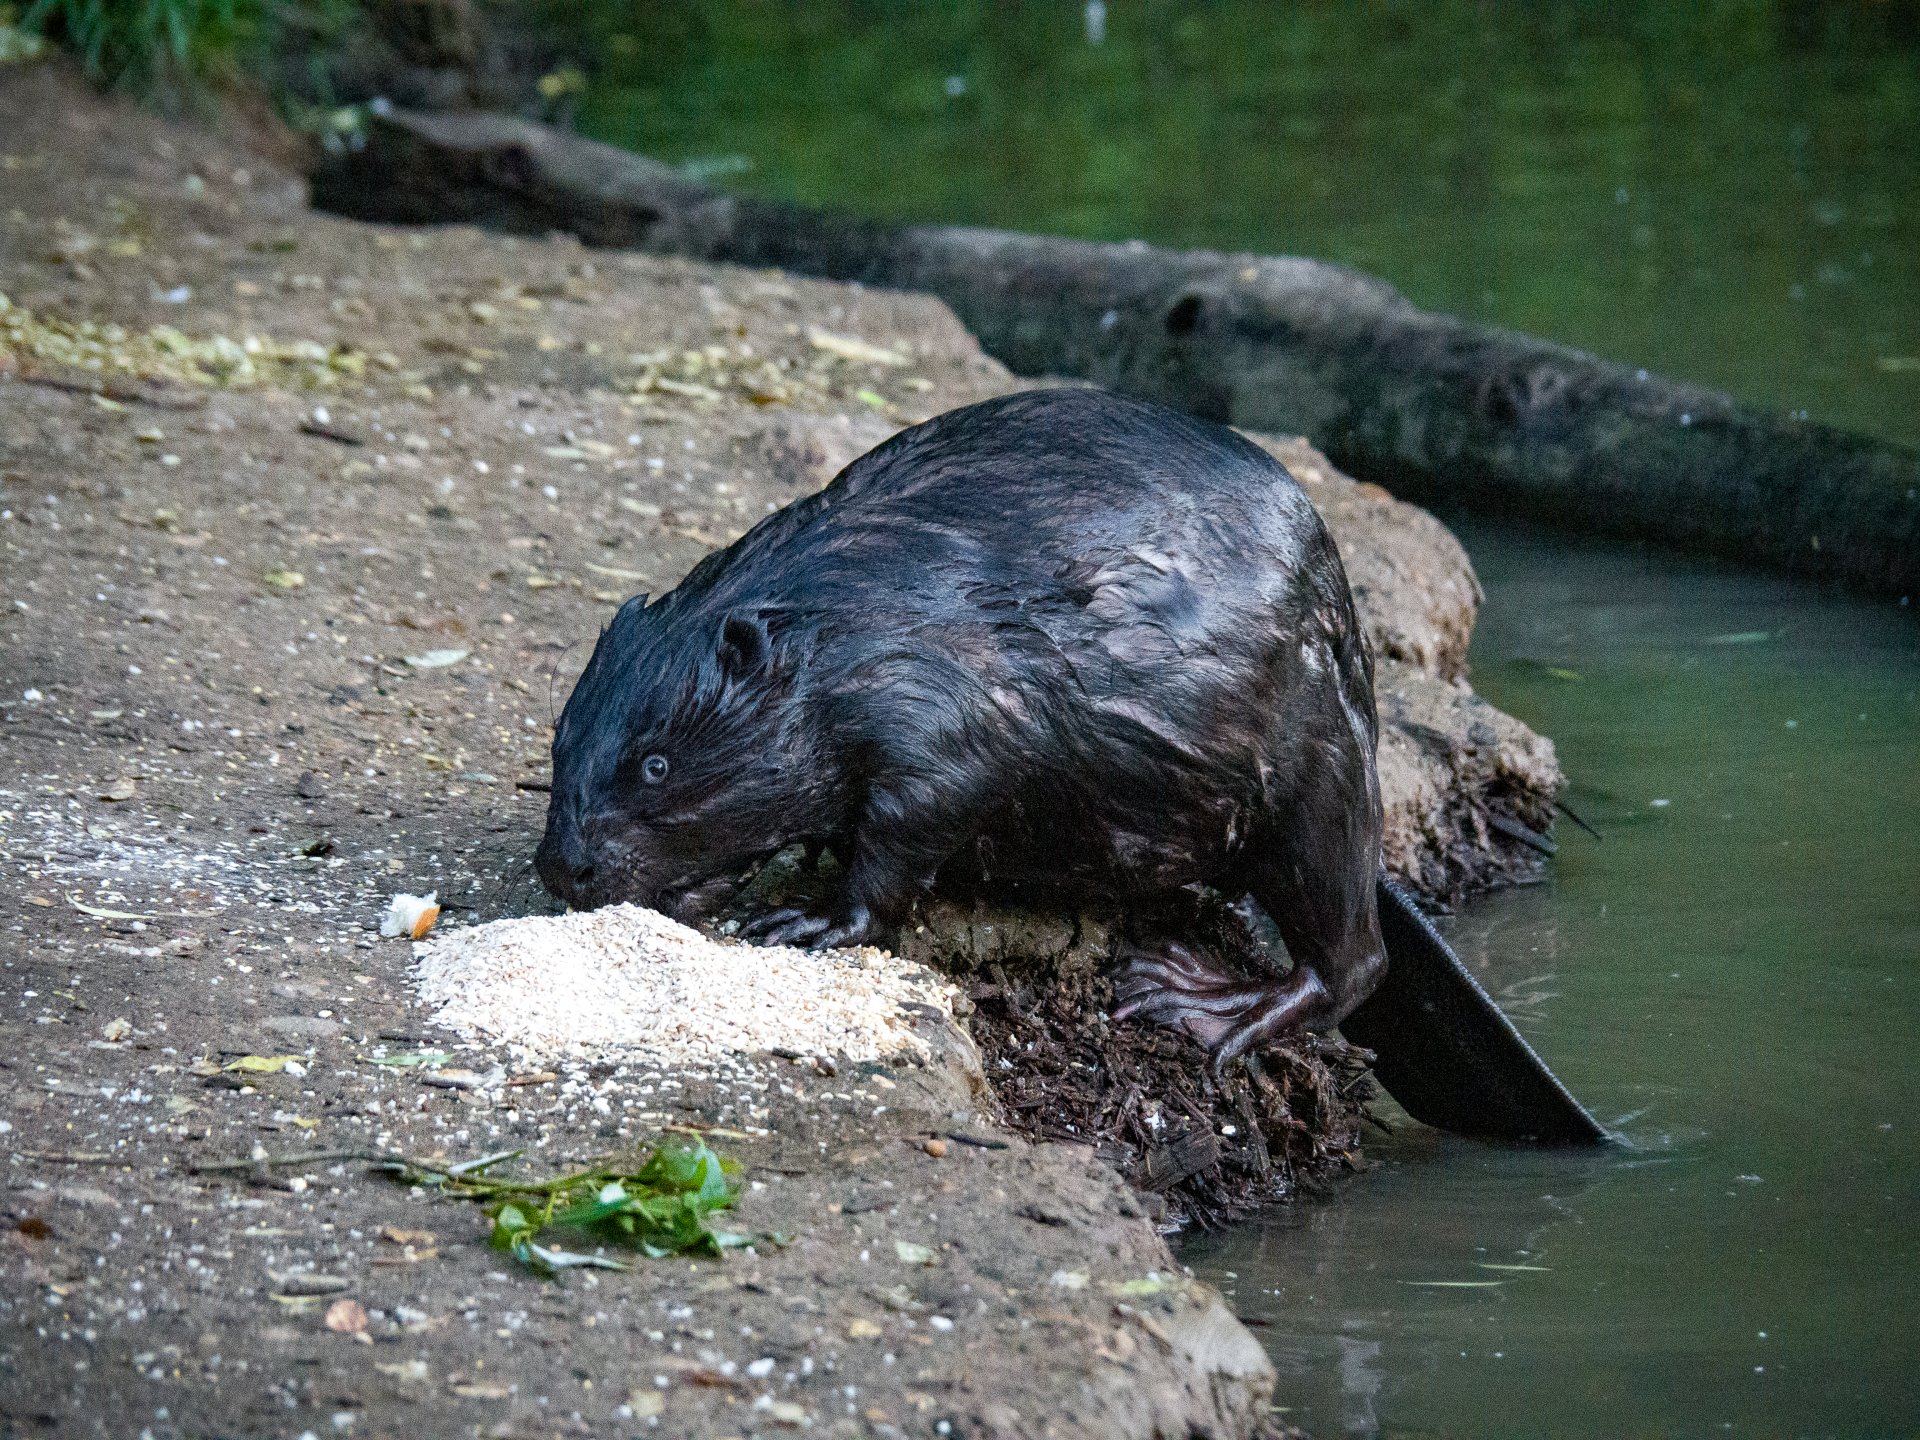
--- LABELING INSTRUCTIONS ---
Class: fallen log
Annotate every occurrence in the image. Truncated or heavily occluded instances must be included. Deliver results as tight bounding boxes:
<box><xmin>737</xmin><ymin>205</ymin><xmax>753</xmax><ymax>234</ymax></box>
<box><xmin>315</xmin><ymin>108</ymin><xmax>1920</xmax><ymax>600</ymax></box>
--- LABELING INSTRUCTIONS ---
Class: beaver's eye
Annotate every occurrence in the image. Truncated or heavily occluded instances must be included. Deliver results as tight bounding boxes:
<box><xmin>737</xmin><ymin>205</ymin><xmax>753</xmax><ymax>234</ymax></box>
<box><xmin>641</xmin><ymin>753</ymin><xmax>670</xmax><ymax>785</ymax></box>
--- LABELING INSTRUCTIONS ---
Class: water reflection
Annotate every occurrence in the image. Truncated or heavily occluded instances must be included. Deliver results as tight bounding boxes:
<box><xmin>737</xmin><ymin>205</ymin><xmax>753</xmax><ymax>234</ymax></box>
<box><xmin>1335</xmin><ymin>1334</ymin><xmax>1384</xmax><ymax>1436</ymax></box>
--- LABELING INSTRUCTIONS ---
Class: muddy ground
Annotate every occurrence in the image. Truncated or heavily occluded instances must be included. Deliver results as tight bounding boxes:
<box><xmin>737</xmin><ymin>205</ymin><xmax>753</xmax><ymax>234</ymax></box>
<box><xmin>0</xmin><ymin>63</ymin><xmax>1560</xmax><ymax>1439</ymax></box>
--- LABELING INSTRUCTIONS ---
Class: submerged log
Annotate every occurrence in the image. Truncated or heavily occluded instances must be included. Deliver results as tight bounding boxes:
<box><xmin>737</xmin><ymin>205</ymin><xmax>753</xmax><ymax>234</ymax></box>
<box><xmin>317</xmin><ymin>108</ymin><xmax>1920</xmax><ymax>598</ymax></box>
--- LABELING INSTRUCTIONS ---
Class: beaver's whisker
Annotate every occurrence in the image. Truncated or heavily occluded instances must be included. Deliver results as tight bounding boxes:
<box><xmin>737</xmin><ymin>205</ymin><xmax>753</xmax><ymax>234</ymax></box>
<box><xmin>547</xmin><ymin>637</ymin><xmax>584</xmax><ymax>726</ymax></box>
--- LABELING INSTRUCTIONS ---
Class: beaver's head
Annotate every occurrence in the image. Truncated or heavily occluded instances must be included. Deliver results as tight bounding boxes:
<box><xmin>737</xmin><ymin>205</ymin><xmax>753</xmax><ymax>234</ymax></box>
<box><xmin>535</xmin><ymin>594</ymin><xmax>818</xmax><ymax>914</ymax></box>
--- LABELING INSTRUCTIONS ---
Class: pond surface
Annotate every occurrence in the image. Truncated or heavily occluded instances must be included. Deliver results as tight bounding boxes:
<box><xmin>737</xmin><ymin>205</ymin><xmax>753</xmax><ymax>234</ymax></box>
<box><xmin>1183</xmin><ymin>522</ymin><xmax>1920</xmax><ymax>1436</ymax></box>
<box><xmin>572</xmin><ymin>1</ymin><xmax>1920</xmax><ymax>447</ymax></box>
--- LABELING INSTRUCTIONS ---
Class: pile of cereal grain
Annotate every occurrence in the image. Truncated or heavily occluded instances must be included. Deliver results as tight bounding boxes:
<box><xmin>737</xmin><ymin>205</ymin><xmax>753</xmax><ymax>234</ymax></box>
<box><xmin>412</xmin><ymin>903</ymin><xmax>953</xmax><ymax>1064</ymax></box>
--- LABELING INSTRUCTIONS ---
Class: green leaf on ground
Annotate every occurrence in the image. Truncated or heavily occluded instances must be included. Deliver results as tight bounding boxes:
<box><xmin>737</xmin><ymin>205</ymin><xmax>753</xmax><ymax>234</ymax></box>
<box><xmin>375</xmin><ymin>1136</ymin><xmax>752</xmax><ymax>1276</ymax></box>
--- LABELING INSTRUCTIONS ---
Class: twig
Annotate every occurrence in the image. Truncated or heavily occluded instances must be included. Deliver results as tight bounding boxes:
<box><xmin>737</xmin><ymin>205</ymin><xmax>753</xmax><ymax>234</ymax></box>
<box><xmin>941</xmin><ymin>1131</ymin><xmax>1010</xmax><ymax>1150</ymax></box>
<box><xmin>16</xmin><ymin>370</ymin><xmax>208</xmax><ymax>410</ymax></box>
<box><xmin>1486</xmin><ymin>812</ymin><xmax>1558</xmax><ymax>857</ymax></box>
<box><xmin>299</xmin><ymin>419</ymin><xmax>364</xmax><ymax>446</ymax></box>
<box><xmin>189</xmin><ymin>1148</ymin><xmax>395</xmax><ymax>1175</ymax></box>
<box><xmin>19</xmin><ymin>1150</ymin><xmax>118</xmax><ymax>1165</ymax></box>
<box><xmin>370</xmin><ymin>1149</ymin><xmax>603</xmax><ymax>1203</ymax></box>
<box><xmin>1555</xmin><ymin>798</ymin><xmax>1603</xmax><ymax>841</ymax></box>
<box><xmin>514</xmin><ymin>780</ymin><xmax>553</xmax><ymax>793</ymax></box>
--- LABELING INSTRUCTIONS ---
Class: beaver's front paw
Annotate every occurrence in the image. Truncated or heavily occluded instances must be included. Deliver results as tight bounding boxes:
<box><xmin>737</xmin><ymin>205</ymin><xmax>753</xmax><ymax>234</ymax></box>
<box><xmin>739</xmin><ymin>902</ymin><xmax>875</xmax><ymax>952</ymax></box>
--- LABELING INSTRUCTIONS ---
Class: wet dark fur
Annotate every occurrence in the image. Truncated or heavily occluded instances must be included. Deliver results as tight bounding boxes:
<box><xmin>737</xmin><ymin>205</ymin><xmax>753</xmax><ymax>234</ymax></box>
<box><xmin>538</xmin><ymin>387</ymin><xmax>1390</xmax><ymax>1057</ymax></box>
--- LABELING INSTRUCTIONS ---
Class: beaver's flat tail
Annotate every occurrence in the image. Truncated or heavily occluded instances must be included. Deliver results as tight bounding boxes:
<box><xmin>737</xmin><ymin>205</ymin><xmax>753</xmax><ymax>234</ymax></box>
<box><xmin>1340</xmin><ymin>875</ymin><xmax>1609</xmax><ymax>1145</ymax></box>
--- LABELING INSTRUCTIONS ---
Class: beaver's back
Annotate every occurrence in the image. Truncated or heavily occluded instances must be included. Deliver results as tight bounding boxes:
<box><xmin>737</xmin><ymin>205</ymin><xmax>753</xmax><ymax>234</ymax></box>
<box><xmin>682</xmin><ymin>388</ymin><xmax>1340</xmax><ymax>667</ymax></box>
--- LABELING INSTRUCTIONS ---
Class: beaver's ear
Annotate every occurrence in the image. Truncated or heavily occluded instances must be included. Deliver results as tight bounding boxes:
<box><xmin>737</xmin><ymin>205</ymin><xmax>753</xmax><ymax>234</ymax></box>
<box><xmin>718</xmin><ymin>613</ymin><xmax>770</xmax><ymax>680</ymax></box>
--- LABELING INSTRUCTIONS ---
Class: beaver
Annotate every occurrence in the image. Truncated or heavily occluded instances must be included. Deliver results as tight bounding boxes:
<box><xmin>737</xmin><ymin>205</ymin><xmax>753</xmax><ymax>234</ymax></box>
<box><xmin>536</xmin><ymin>387</ymin><xmax>1603</xmax><ymax>1142</ymax></box>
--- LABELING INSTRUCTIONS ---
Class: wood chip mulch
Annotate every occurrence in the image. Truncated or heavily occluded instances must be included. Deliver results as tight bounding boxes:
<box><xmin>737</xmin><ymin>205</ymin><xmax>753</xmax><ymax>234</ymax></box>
<box><xmin>962</xmin><ymin>928</ymin><xmax>1376</xmax><ymax>1230</ymax></box>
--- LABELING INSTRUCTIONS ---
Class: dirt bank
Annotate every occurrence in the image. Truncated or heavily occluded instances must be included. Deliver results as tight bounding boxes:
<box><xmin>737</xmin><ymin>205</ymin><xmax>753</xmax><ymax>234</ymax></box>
<box><xmin>2</xmin><ymin>63</ymin><xmax>1557</xmax><ymax>1439</ymax></box>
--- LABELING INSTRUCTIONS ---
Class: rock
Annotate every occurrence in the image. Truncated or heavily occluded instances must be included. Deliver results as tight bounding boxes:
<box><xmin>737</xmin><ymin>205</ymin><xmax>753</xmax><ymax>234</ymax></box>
<box><xmin>751</xmin><ymin>411</ymin><xmax>901</xmax><ymax>491</ymax></box>
<box><xmin>1252</xmin><ymin>433</ymin><xmax>1481</xmax><ymax>682</ymax></box>
<box><xmin>1376</xmin><ymin>659</ymin><xmax>1563</xmax><ymax>896</ymax></box>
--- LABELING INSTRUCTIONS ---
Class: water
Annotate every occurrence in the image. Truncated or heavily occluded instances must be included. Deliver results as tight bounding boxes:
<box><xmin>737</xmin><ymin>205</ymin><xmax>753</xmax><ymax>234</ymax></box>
<box><xmin>571</xmin><ymin>1</ymin><xmax>1920</xmax><ymax>448</ymax></box>
<box><xmin>564</xmin><ymin>6</ymin><xmax>1920</xmax><ymax>1428</ymax></box>
<box><xmin>1183</xmin><ymin>524</ymin><xmax>1920</xmax><ymax>1436</ymax></box>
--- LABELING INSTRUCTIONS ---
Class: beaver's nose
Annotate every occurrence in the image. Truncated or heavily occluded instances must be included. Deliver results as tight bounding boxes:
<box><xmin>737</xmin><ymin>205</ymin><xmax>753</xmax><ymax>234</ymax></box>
<box><xmin>534</xmin><ymin>825</ymin><xmax>597</xmax><ymax>906</ymax></box>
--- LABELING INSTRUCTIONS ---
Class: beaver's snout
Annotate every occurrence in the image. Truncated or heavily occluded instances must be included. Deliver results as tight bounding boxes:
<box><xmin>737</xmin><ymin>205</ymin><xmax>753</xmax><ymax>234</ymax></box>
<box><xmin>534</xmin><ymin>813</ymin><xmax>603</xmax><ymax>909</ymax></box>
<box><xmin>536</xmin><ymin>802</ymin><xmax>682</xmax><ymax>913</ymax></box>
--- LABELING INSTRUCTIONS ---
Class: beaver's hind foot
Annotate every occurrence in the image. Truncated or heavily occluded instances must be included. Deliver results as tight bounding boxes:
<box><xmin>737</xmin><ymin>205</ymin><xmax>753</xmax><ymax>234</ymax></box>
<box><xmin>1111</xmin><ymin>940</ymin><xmax>1331</xmax><ymax>1076</ymax></box>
